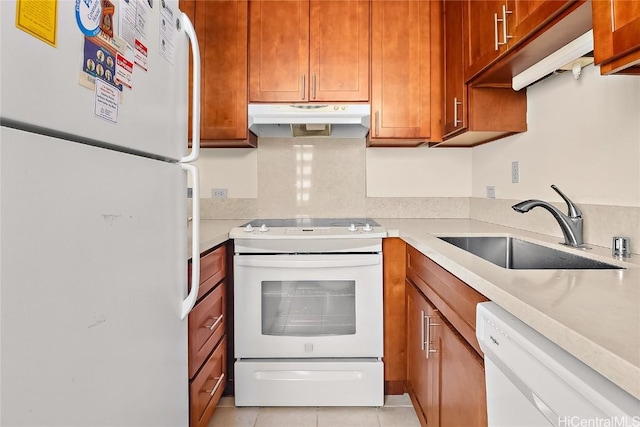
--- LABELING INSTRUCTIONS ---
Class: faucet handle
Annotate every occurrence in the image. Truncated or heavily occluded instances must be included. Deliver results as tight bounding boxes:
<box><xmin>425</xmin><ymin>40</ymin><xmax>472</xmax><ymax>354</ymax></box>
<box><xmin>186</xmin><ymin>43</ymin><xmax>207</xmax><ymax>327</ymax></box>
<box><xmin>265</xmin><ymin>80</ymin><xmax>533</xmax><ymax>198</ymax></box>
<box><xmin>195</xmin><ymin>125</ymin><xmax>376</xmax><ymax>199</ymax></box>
<box><xmin>551</xmin><ymin>185</ymin><xmax>582</xmax><ymax>218</ymax></box>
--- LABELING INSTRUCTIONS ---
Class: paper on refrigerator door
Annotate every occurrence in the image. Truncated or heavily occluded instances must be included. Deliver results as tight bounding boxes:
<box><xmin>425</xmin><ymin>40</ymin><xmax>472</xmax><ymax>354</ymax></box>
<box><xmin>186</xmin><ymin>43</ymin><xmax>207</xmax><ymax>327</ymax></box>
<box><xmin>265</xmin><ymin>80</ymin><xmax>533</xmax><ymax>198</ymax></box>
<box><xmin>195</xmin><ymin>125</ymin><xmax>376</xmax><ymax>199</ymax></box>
<box><xmin>94</xmin><ymin>78</ymin><xmax>119</xmax><ymax>123</ymax></box>
<box><xmin>158</xmin><ymin>0</ymin><xmax>176</xmax><ymax>65</ymax></box>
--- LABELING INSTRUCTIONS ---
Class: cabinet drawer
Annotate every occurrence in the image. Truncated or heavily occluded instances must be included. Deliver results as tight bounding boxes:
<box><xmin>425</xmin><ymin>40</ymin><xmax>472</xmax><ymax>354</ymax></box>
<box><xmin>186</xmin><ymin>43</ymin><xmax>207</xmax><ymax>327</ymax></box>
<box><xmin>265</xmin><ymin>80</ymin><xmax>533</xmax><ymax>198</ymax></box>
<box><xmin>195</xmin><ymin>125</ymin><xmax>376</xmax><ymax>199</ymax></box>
<box><xmin>189</xmin><ymin>244</ymin><xmax>226</xmax><ymax>301</ymax></box>
<box><xmin>406</xmin><ymin>245</ymin><xmax>488</xmax><ymax>355</ymax></box>
<box><xmin>188</xmin><ymin>281</ymin><xmax>226</xmax><ymax>378</ymax></box>
<box><xmin>190</xmin><ymin>337</ymin><xmax>227</xmax><ymax>427</ymax></box>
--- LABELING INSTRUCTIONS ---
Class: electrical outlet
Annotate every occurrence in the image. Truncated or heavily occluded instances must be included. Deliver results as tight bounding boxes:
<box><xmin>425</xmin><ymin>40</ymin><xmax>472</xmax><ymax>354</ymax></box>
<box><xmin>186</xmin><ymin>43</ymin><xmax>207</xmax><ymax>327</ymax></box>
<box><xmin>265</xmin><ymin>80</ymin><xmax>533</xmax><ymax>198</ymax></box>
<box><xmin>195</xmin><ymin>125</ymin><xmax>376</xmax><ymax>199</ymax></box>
<box><xmin>187</xmin><ymin>187</ymin><xmax>193</xmax><ymax>198</ymax></box>
<box><xmin>486</xmin><ymin>186</ymin><xmax>496</xmax><ymax>198</ymax></box>
<box><xmin>511</xmin><ymin>161</ymin><xmax>520</xmax><ymax>183</ymax></box>
<box><xmin>211</xmin><ymin>188</ymin><xmax>228</xmax><ymax>199</ymax></box>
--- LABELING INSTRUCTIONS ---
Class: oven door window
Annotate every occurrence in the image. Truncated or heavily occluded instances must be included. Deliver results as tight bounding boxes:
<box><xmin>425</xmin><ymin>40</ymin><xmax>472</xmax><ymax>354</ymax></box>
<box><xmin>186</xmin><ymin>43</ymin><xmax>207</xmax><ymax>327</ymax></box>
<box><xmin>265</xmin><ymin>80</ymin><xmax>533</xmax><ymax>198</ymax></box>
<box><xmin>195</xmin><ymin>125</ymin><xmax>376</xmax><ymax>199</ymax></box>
<box><xmin>261</xmin><ymin>280</ymin><xmax>356</xmax><ymax>336</ymax></box>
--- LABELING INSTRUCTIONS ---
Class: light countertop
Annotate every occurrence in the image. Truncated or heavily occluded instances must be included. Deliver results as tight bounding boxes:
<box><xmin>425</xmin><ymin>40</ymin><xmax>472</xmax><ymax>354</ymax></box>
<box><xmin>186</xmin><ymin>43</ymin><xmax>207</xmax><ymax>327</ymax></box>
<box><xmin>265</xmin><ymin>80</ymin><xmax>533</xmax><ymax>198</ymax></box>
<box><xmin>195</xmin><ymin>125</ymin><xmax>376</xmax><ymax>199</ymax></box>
<box><xmin>188</xmin><ymin>219</ymin><xmax>245</xmax><ymax>258</ymax></box>
<box><xmin>194</xmin><ymin>218</ymin><xmax>640</xmax><ymax>400</ymax></box>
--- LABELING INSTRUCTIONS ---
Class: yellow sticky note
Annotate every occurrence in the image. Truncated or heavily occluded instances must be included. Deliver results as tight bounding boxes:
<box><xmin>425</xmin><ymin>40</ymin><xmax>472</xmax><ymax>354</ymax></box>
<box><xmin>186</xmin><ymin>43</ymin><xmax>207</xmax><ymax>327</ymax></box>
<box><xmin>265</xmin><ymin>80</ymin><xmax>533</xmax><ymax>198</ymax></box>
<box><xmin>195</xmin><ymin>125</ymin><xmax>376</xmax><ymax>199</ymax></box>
<box><xmin>15</xmin><ymin>0</ymin><xmax>58</xmax><ymax>47</ymax></box>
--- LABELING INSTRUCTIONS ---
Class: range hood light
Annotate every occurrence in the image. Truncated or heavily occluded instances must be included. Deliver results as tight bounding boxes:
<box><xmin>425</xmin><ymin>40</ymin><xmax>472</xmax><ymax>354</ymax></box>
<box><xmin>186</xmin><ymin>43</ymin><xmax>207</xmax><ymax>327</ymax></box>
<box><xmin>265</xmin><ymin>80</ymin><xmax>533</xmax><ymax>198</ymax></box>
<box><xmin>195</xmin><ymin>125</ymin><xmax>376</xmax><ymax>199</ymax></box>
<box><xmin>291</xmin><ymin>124</ymin><xmax>331</xmax><ymax>137</ymax></box>
<box><xmin>512</xmin><ymin>30</ymin><xmax>594</xmax><ymax>91</ymax></box>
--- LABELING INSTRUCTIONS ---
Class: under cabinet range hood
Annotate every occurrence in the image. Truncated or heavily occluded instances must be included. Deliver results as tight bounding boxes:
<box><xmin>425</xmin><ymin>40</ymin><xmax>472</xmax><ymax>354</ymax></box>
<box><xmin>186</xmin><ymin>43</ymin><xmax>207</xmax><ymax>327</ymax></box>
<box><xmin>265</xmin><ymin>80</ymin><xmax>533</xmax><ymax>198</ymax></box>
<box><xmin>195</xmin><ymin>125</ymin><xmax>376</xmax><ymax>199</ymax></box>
<box><xmin>248</xmin><ymin>104</ymin><xmax>370</xmax><ymax>138</ymax></box>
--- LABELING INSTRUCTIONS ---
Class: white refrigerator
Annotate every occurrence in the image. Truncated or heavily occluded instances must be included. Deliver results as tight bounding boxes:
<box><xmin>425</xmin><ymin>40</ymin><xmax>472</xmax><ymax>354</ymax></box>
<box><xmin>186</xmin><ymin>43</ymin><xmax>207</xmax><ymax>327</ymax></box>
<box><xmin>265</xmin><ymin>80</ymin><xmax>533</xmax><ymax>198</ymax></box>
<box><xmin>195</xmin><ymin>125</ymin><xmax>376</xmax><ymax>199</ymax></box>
<box><xmin>1</xmin><ymin>0</ymin><xmax>202</xmax><ymax>425</ymax></box>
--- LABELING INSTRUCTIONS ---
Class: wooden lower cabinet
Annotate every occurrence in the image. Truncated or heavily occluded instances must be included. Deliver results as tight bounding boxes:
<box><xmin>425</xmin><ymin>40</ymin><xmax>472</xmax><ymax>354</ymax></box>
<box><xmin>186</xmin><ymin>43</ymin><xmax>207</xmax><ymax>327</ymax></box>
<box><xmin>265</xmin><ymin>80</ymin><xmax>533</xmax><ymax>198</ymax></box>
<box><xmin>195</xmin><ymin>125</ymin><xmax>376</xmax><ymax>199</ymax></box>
<box><xmin>406</xmin><ymin>280</ymin><xmax>487</xmax><ymax>427</ymax></box>
<box><xmin>383</xmin><ymin>238</ymin><xmax>408</xmax><ymax>395</ymax></box>
<box><xmin>439</xmin><ymin>317</ymin><xmax>487</xmax><ymax>426</ymax></box>
<box><xmin>188</xmin><ymin>242</ymin><xmax>230</xmax><ymax>427</ymax></box>
<box><xmin>406</xmin><ymin>281</ymin><xmax>439</xmax><ymax>425</ymax></box>
<box><xmin>404</xmin><ymin>244</ymin><xmax>488</xmax><ymax>427</ymax></box>
<box><xmin>190</xmin><ymin>337</ymin><xmax>227</xmax><ymax>427</ymax></box>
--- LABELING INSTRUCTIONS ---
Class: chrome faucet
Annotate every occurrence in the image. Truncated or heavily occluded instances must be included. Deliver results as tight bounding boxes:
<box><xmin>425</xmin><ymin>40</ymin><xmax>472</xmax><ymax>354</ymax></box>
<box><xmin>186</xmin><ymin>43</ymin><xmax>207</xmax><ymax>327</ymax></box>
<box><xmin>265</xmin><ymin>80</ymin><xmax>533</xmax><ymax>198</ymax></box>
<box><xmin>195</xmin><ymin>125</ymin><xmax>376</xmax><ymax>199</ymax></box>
<box><xmin>512</xmin><ymin>185</ymin><xmax>585</xmax><ymax>247</ymax></box>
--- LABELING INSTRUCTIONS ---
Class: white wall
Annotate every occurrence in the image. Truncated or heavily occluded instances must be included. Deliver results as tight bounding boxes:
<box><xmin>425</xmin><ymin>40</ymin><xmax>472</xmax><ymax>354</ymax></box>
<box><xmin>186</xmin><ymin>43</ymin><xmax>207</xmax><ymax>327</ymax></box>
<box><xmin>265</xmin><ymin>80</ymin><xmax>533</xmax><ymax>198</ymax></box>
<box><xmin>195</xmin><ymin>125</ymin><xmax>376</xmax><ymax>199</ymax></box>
<box><xmin>472</xmin><ymin>64</ymin><xmax>640</xmax><ymax>207</ymax></box>
<box><xmin>365</xmin><ymin>147</ymin><xmax>472</xmax><ymax>197</ymax></box>
<box><xmin>194</xmin><ymin>148</ymin><xmax>257</xmax><ymax>198</ymax></box>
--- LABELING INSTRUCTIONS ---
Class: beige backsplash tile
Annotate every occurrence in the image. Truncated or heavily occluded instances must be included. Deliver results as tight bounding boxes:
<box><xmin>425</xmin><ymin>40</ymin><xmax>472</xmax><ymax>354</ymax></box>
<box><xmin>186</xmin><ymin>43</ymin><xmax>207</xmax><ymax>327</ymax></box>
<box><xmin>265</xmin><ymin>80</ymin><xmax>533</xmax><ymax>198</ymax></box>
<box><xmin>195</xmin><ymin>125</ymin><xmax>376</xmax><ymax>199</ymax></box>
<box><xmin>256</xmin><ymin>138</ymin><xmax>367</xmax><ymax>218</ymax></box>
<box><xmin>366</xmin><ymin>197</ymin><xmax>469</xmax><ymax>218</ymax></box>
<box><xmin>198</xmin><ymin>198</ymin><xmax>257</xmax><ymax>219</ymax></box>
<box><xmin>470</xmin><ymin>197</ymin><xmax>640</xmax><ymax>253</ymax></box>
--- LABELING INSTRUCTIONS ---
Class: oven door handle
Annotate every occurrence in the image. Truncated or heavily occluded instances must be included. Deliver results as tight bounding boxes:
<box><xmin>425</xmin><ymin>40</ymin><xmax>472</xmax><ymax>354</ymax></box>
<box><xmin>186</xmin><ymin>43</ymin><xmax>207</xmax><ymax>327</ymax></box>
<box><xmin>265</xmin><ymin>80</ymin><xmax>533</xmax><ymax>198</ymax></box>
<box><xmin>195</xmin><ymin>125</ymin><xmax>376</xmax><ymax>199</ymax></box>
<box><xmin>235</xmin><ymin>256</ymin><xmax>380</xmax><ymax>269</ymax></box>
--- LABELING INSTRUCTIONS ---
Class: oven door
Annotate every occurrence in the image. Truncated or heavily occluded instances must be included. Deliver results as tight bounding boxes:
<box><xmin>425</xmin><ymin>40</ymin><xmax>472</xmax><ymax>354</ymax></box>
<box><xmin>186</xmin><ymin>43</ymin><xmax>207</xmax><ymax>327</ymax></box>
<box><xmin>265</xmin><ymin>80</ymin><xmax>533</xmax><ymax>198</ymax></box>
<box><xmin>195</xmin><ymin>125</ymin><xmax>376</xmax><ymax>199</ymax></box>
<box><xmin>234</xmin><ymin>253</ymin><xmax>383</xmax><ymax>358</ymax></box>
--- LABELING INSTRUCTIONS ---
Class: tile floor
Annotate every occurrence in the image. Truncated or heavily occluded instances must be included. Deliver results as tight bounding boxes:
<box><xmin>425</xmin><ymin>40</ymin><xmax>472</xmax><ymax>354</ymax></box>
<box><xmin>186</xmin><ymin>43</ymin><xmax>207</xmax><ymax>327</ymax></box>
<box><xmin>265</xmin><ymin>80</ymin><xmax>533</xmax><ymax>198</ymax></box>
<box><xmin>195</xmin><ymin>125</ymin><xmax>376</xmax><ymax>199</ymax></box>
<box><xmin>208</xmin><ymin>394</ymin><xmax>421</xmax><ymax>427</ymax></box>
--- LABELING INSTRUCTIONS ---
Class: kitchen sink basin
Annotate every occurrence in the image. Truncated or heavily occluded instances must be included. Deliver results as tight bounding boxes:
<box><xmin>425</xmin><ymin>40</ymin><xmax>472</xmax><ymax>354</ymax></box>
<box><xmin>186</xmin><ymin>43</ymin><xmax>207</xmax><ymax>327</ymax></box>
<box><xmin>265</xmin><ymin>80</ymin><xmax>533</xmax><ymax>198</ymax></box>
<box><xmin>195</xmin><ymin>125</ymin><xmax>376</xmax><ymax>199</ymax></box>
<box><xmin>437</xmin><ymin>236</ymin><xmax>623</xmax><ymax>270</ymax></box>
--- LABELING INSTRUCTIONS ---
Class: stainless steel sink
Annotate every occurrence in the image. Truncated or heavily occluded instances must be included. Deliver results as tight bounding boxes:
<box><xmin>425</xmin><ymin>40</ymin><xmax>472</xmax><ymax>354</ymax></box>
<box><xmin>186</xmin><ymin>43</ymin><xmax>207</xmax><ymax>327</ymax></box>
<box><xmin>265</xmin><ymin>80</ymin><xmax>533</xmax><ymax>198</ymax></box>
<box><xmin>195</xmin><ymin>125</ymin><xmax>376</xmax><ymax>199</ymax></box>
<box><xmin>438</xmin><ymin>236</ymin><xmax>623</xmax><ymax>270</ymax></box>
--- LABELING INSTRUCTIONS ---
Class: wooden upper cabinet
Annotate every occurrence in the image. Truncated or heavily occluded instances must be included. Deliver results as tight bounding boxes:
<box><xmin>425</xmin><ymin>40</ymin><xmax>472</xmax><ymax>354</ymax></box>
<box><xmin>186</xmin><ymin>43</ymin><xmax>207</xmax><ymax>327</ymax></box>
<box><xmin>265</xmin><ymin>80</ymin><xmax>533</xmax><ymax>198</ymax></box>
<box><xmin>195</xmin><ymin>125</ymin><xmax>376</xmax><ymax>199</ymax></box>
<box><xmin>592</xmin><ymin>0</ymin><xmax>640</xmax><ymax>75</ymax></box>
<box><xmin>309</xmin><ymin>0</ymin><xmax>370</xmax><ymax>102</ymax></box>
<box><xmin>465</xmin><ymin>0</ymin><xmax>581</xmax><ymax>81</ymax></box>
<box><xmin>465</xmin><ymin>0</ymin><xmax>507</xmax><ymax>81</ymax></box>
<box><xmin>440</xmin><ymin>0</ymin><xmax>527</xmax><ymax>147</ymax></box>
<box><xmin>249</xmin><ymin>0</ymin><xmax>309</xmax><ymax>102</ymax></box>
<box><xmin>443</xmin><ymin>0</ymin><xmax>466</xmax><ymax>137</ymax></box>
<box><xmin>249</xmin><ymin>0</ymin><xmax>369</xmax><ymax>103</ymax></box>
<box><xmin>369</xmin><ymin>0</ymin><xmax>436</xmax><ymax>146</ymax></box>
<box><xmin>182</xmin><ymin>0</ymin><xmax>255</xmax><ymax>147</ymax></box>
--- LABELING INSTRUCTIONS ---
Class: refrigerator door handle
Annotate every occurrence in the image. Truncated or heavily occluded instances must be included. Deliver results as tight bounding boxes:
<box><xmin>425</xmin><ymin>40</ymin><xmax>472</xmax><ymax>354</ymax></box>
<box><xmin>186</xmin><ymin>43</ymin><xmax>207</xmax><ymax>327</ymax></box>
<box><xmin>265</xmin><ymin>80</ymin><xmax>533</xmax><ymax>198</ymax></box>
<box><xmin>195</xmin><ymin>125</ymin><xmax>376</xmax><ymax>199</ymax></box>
<box><xmin>179</xmin><ymin>12</ymin><xmax>201</xmax><ymax>163</ymax></box>
<box><xmin>181</xmin><ymin>163</ymin><xmax>200</xmax><ymax>319</ymax></box>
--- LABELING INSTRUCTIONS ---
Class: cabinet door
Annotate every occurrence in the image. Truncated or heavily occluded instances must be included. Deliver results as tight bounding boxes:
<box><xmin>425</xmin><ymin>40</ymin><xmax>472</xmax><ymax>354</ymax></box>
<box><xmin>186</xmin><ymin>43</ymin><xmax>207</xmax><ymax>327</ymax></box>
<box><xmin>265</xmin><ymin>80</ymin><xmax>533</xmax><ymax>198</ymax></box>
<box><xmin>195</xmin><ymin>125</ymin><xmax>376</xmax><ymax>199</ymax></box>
<box><xmin>406</xmin><ymin>281</ymin><xmax>440</xmax><ymax>426</ymax></box>
<box><xmin>439</xmin><ymin>319</ymin><xmax>488</xmax><ymax>426</ymax></box>
<box><xmin>190</xmin><ymin>338</ymin><xmax>227</xmax><ymax>427</ymax></box>
<box><xmin>249</xmin><ymin>0</ymin><xmax>310</xmax><ymax>102</ymax></box>
<box><xmin>510</xmin><ymin>0</ymin><xmax>575</xmax><ymax>41</ymax></box>
<box><xmin>370</xmin><ymin>0</ymin><xmax>431</xmax><ymax>140</ymax></box>
<box><xmin>182</xmin><ymin>0</ymin><xmax>254</xmax><ymax>147</ymax></box>
<box><xmin>593</xmin><ymin>0</ymin><xmax>640</xmax><ymax>74</ymax></box>
<box><xmin>465</xmin><ymin>0</ymin><xmax>506</xmax><ymax>80</ymax></box>
<box><xmin>443</xmin><ymin>0</ymin><xmax>466</xmax><ymax>137</ymax></box>
<box><xmin>309</xmin><ymin>0</ymin><xmax>369</xmax><ymax>102</ymax></box>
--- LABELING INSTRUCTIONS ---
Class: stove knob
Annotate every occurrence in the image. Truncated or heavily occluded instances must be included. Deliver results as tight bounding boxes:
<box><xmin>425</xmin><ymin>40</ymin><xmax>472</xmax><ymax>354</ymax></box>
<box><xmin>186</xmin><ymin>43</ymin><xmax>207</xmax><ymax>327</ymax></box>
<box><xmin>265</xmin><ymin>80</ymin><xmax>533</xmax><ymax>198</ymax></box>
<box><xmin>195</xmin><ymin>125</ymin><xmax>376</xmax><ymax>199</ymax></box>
<box><xmin>259</xmin><ymin>224</ymin><xmax>269</xmax><ymax>232</ymax></box>
<box><xmin>244</xmin><ymin>224</ymin><xmax>254</xmax><ymax>232</ymax></box>
<box><xmin>363</xmin><ymin>223</ymin><xmax>373</xmax><ymax>232</ymax></box>
<box><xmin>348</xmin><ymin>224</ymin><xmax>358</xmax><ymax>232</ymax></box>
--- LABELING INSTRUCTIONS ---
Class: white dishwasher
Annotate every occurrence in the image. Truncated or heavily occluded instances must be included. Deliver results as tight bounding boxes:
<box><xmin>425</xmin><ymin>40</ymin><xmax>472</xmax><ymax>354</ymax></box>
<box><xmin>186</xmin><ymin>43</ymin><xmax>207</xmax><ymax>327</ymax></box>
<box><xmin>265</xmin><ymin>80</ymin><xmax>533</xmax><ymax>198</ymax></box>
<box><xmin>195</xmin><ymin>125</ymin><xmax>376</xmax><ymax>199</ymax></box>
<box><xmin>476</xmin><ymin>302</ymin><xmax>640</xmax><ymax>427</ymax></box>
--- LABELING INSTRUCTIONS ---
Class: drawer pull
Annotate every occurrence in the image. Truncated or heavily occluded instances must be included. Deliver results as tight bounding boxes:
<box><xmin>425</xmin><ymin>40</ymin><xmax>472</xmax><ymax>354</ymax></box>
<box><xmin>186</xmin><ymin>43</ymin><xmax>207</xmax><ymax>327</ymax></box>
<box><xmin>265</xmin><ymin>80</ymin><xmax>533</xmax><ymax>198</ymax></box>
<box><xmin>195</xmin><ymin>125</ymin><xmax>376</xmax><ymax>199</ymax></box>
<box><xmin>203</xmin><ymin>373</ymin><xmax>225</xmax><ymax>396</ymax></box>
<box><xmin>203</xmin><ymin>315</ymin><xmax>223</xmax><ymax>331</ymax></box>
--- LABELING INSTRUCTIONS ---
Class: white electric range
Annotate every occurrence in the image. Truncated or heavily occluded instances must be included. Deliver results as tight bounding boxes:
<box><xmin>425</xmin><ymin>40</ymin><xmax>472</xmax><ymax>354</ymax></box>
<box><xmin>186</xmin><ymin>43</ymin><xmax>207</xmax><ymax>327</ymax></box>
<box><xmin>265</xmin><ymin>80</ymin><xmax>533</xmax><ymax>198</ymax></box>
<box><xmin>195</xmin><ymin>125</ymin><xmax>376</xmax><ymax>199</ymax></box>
<box><xmin>230</xmin><ymin>218</ymin><xmax>387</xmax><ymax>407</ymax></box>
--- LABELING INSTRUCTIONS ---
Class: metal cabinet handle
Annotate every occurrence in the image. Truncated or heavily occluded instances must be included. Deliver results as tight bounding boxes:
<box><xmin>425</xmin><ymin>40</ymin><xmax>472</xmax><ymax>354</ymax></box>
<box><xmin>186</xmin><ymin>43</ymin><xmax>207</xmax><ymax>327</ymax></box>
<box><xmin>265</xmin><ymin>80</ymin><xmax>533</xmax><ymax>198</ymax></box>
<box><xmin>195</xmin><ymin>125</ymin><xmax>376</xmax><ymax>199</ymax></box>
<box><xmin>203</xmin><ymin>314</ymin><xmax>223</xmax><ymax>331</ymax></box>
<box><xmin>502</xmin><ymin>4</ymin><xmax>513</xmax><ymax>45</ymax></box>
<box><xmin>301</xmin><ymin>74</ymin><xmax>306</xmax><ymax>100</ymax></box>
<box><xmin>312</xmin><ymin>74</ymin><xmax>317</xmax><ymax>99</ymax></box>
<box><xmin>203</xmin><ymin>373</ymin><xmax>225</xmax><ymax>396</ymax></box>
<box><xmin>495</xmin><ymin>4</ymin><xmax>513</xmax><ymax>50</ymax></box>
<box><xmin>375</xmin><ymin>110</ymin><xmax>380</xmax><ymax>137</ymax></box>
<box><xmin>420</xmin><ymin>310</ymin><xmax>426</xmax><ymax>351</ymax></box>
<box><xmin>454</xmin><ymin>97</ymin><xmax>463</xmax><ymax>127</ymax></box>
<box><xmin>424</xmin><ymin>310</ymin><xmax>440</xmax><ymax>359</ymax></box>
<box><xmin>494</xmin><ymin>12</ymin><xmax>500</xmax><ymax>50</ymax></box>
